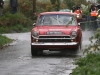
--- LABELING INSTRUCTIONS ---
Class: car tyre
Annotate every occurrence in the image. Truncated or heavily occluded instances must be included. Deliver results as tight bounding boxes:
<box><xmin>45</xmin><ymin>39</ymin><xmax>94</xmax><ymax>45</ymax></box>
<box><xmin>31</xmin><ymin>45</ymin><xmax>38</xmax><ymax>56</ymax></box>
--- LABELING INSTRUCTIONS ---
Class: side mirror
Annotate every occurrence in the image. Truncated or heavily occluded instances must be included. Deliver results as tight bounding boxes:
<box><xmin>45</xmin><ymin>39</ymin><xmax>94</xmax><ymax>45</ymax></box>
<box><xmin>33</xmin><ymin>23</ymin><xmax>36</xmax><ymax>26</ymax></box>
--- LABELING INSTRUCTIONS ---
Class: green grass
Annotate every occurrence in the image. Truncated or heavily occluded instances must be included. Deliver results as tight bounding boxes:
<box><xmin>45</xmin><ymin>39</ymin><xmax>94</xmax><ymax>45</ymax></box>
<box><xmin>0</xmin><ymin>34</ymin><xmax>12</xmax><ymax>48</ymax></box>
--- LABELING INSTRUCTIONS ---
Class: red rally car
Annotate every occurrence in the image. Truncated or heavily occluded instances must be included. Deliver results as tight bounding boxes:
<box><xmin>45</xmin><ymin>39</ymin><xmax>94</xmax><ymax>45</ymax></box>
<box><xmin>31</xmin><ymin>12</ymin><xmax>82</xmax><ymax>56</ymax></box>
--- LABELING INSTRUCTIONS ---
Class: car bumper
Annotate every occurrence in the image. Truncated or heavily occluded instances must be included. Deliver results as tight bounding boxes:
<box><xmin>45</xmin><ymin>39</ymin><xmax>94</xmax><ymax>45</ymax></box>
<box><xmin>31</xmin><ymin>42</ymin><xmax>78</xmax><ymax>46</ymax></box>
<box><xmin>31</xmin><ymin>42</ymin><xmax>78</xmax><ymax>49</ymax></box>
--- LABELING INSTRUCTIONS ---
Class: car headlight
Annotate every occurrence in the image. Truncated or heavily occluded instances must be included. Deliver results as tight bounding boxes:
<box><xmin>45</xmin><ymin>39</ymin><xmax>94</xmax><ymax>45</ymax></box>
<box><xmin>77</xmin><ymin>14</ymin><xmax>80</xmax><ymax>18</ymax></box>
<box><xmin>70</xmin><ymin>31</ymin><xmax>77</xmax><ymax>38</ymax></box>
<box><xmin>32</xmin><ymin>31</ymin><xmax>39</xmax><ymax>37</ymax></box>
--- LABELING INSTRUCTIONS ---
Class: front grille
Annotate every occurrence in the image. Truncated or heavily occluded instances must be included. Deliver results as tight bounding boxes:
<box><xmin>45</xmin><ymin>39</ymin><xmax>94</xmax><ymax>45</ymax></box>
<box><xmin>39</xmin><ymin>36</ymin><xmax>70</xmax><ymax>38</ymax></box>
<box><xmin>34</xmin><ymin>35</ymin><xmax>75</xmax><ymax>42</ymax></box>
<box><xmin>38</xmin><ymin>39</ymin><xmax>73</xmax><ymax>42</ymax></box>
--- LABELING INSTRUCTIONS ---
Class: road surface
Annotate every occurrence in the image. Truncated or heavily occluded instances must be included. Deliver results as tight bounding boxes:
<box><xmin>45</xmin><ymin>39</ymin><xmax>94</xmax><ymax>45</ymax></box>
<box><xmin>0</xmin><ymin>31</ymin><xmax>94</xmax><ymax>75</ymax></box>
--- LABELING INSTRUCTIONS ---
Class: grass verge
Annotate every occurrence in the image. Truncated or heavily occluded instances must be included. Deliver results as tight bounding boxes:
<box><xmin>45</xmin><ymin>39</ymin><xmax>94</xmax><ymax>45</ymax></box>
<box><xmin>0</xmin><ymin>34</ymin><xmax>12</xmax><ymax>49</ymax></box>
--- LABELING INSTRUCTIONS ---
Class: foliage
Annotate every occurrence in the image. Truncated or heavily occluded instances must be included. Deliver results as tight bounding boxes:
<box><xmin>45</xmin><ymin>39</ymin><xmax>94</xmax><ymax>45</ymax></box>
<box><xmin>72</xmin><ymin>28</ymin><xmax>100</xmax><ymax>75</ymax></box>
<box><xmin>0</xmin><ymin>12</ymin><xmax>33</xmax><ymax>33</ymax></box>
<box><xmin>60</xmin><ymin>3</ymin><xmax>66</xmax><ymax>9</ymax></box>
<box><xmin>18</xmin><ymin>0</ymin><xmax>56</xmax><ymax>15</ymax></box>
<box><xmin>50</xmin><ymin>0</ymin><xmax>56</xmax><ymax>4</ymax></box>
<box><xmin>0</xmin><ymin>24</ymin><xmax>30</xmax><ymax>33</ymax></box>
<box><xmin>63</xmin><ymin>0</ymin><xmax>75</xmax><ymax>9</ymax></box>
<box><xmin>97</xmin><ymin>0</ymin><xmax>100</xmax><ymax>4</ymax></box>
<box><xmin>63</xmin><ymin>0</ymin><xmax>87</xmax><ymax>9</ymax></box>
<box><xmin>84</xmin><ymin>28</ymin><xmax>100</xmax><ymax>54</ymax></box>
<box><xmin>72</xmin><ymin>52</ymin><xmax>100</xmax><ymax>75</ymax></box>
<box><xmin>18</xmin><ymin>0</ymin><xmax>33</xmax><ymax>19</ymax></box>
<box><xmin>37</xmin><ymin>1</ymin><xmax>52</xmax><ymax>12</ymax></box>
<box><xmin>4</xmin><ymin>0</ymin><xmax>88</xmax><ymax>16</ymax></box>
<box><xmin>0</xmin><ymin>34</ymin><xmax>12</xmax><ymax>49</ymax></box>
<box><xmin>50</xmin><ymin>0</ymin><xmax>60</xmax><ymax>11</ymax></box>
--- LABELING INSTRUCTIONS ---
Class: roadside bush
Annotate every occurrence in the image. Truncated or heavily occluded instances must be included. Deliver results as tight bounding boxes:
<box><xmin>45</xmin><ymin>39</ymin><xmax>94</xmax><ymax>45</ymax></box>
<box><xmin>18</xmin><ymin>0</ymin><xmax>33</xmax><ymax>19</ymax></box>
<box><xmin>72</xmin><ymin>28</ymin><xmax>100</xmax><ymax>75</ymax></box>
<box><xmin>0</xmin><ymin>12</ymin><xmax>33</xmax><ymax>33</ymax></box>
<box><xmin>37</xmin><ymin>1</ymin><xmax>53</xmax><ymax>12</ymax></box>
<box><xmin>72</xmin><ymin>53</ymin><xmax>100</xmax><ymax>75</ymax></box>
<box><xmin>84</xmin><ymin>28</ymin><xmax>100</xmax><ymax>53</ymax></box>
<box><xmin>0</xmin><ymin>12</ymin><xmax>31</xmax><ymax>26</ymax></box>
<box><xmin>18</xmin><ymin>0</ymin><xmax>61</xmax><ymax>16</ymax></box>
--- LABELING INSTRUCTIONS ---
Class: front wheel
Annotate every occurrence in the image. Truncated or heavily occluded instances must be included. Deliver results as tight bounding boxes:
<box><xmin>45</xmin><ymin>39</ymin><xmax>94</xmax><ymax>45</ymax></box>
<box><xmin>31</xmin><ymin>45</ymin><xmax>38</xmax><ymax>56</ymax></box>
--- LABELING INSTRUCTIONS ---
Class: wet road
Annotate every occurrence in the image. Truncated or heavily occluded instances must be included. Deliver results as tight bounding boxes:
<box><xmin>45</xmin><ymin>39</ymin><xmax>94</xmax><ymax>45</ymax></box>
<box><xmin>0</xmin><ymin>31</ymin><xmax>94</xmax><ymax>75</ymax></box>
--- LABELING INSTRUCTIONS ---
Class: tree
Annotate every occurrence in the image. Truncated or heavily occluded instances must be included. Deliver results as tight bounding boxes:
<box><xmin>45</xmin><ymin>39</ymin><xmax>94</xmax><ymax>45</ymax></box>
<box><xmin>63</xmin><ymin>0</ymin><xmax>87</xmax><ymax>9</ymax></box>
<box><xmin>50</xmin><ymin>0</ymin><xmax>60</xmax><ymax>11</ymax></box>
<box><xmin>63</xmin><ymin>0</ymin><xmax>75</xmax><ymax>9</ymax></box>
<box><xmin>33</xmin><ymin>0</ymin><xmax>36</xmax><ymax>15</ymax></box>
<box><xmin>97</xmin><ymin>0</ymin><xmax>100</xmax><ymax>4</ymax></box>
<box><xmin>50</xmin><ymin>0</ymin><xmax>56</xmax><ymax>4</ymax></box>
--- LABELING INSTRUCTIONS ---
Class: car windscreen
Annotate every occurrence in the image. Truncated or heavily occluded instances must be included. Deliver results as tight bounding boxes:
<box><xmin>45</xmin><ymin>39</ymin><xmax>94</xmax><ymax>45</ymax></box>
<box><xmin>37</xmin><ymin>14</ymin><xmax>77</xmax><ymax>26</ymax></box>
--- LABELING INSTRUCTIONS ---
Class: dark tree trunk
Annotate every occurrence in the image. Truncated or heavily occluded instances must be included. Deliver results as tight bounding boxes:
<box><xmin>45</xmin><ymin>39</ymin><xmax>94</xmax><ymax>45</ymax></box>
<box><xmin>33</xmin><ymin>0</ymin><xmax>36</xmax><ymax>15</ymax></box>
